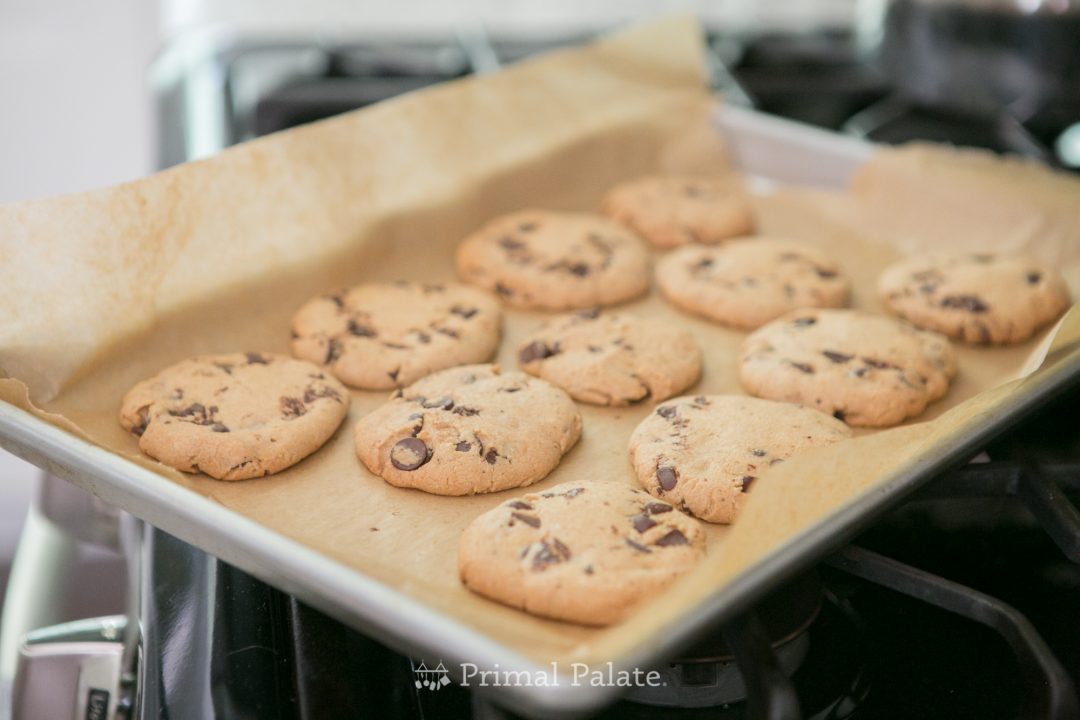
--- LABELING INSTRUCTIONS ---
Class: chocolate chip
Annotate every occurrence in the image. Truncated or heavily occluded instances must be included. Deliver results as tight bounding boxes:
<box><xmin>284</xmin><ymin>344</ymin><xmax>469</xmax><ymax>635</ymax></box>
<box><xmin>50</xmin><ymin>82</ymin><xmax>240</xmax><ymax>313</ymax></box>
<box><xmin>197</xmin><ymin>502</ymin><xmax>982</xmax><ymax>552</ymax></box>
<box><xmin>325</xmin><ymin>294</ymin><xmax>345</xmax><ymax>309</ymax></box>
<box><xmin>861</xmin><ymin>357</ymin><xmax>895</xmax><ymax>370</ymax></box>
<box><xmin>644</xmin><ymin>502</ymin><xmax>673</xmax><ymax>515</ymax></box>
<box><xmin>692</xmin><ymin>257</ymin><xmax>714</xmax><ymax>271</ymax></box>
<box><xmin>455</xmin><ymin>441</ymin><xmax>471</xmax><ymax>452</ymax></box>
<box><xmin>508</xmin><ymin>500</ymin><xmax>532</xmax><ymax>510</ymax></box>
<box><xmin>495</xmin><ymin>283</ymin><xmax>514</xmax><ymax>297</ymax></box>
<box><xmin>510</xmin><ymin>512</ymin><xmax>540</xmax><ymax>528</ymax></box>
<box><xmin>484</xmin><ymin>448</ymin><xmax>499</xmax><ymax>464</ymax></box>
<box><xmin>347</xmin><ymin>320</ymin><xmax>376</xmax><ymax>337</ymax></box>
<box><xmin>421</xmin><ymin>396</ymin><xmax>454</xmax><ymax>411</ymax></box>
<box><xmin>625</xmin><ymin>538</ymin><xmax>652</xmax><ymax>554</ymax></box>
<box><xmin>1027</xmin><ymin>272</ymin><xmax>1042</xmax><ymax>285</ymax></box>
<box><xmin>451</xmin><ymin>306</ymin><xmax>478</xmax><ymax>319</ymax></box>
<box><xmin>499</xmin><ymin>237</ymin><xmax>525</xmax><ymax>251</ymax></box>
<box><xmin>822</xmin><ymin>350</ymin><xmax>853</xmax><ymax>363</ymax></box>
<box><xmin>280</xmin><ymin>396</ymin><xmax>307</xmax><ymax>419</ymax></box>
<box><xmin>210</xmin><ymin>423</ymin><xmax>229</xmax><ymax>433</ymax></box>
<box><xmin>214</xmin><ymin>362</ymin><xmax>234</xmax><ymax>375</ymax></box>
<box><xmin>850</xmin><ymin>367</ymin><xmax>869</xmax><ymax>378</ymax></box>
<box><xmin>246</xmin><ymin>352</ymin><xmax>269</xmax><ymax>364</ymax></box>
<box><xmin>833</xmin><ymin>409</ymin><xmax>847</xmax><ymax>422</ymax></box>
<box><xmin>568</xmin><ymin>262</ymin><xmax>590</xmax><ymax>277</ymax></box>
<box><xmin>565</xmin><ymin>487</ymin><xmax>585</xmax><ymax>498</ymax></box>
<box><xmin>131</xmin><ymin>406</ymin><xmax>150</xmax><ymax>437</ymax></box>
<box><xmin>751</xmin><ymin>448</ymin><xmax>767</xmax><ymax>457</ymax></box>
<box><xmin>789</xmin><ymin>361</ymin><xmax>815</xmax><ymax>374</ymax></box>
<box><xmin>303</xmin><ymin>385</ymin><xmax>342</xmax><ymax>404</ymax></box>
<box><xmin>415</xmin><ymin>331</ymin><xmax>431</xmax><ymax>344</ymax></box>
<box><xmin>576</xmin><ymin>307</ymin><xmax>601</xmax><ymax>320</ymax></box>
<box><xmin>584</xmin><ymin>565</ymin><xmax>594</xmax><ymax>575</ymax></box>
<box><xmin>390</xmin><ymin>437</ymin><xmax>430</xmax><ymax>471</ymax></box>
<box><xmin>388</xmin><ymin>368</ymin><xmax>400</xmax><ymax>382</ymax></box>
<box><xmin>532</xmin><ymin>538</ymin><xmax>571</xmax><ymax>570</ymax></box>
<box><xmin>655</xmin><ymin>529</ymin><xmax>689</xmax><ymax>547</ymax></box>
<box><xmin>657</xmin><ymin>466</ymin><xmax>678</xmax><ymax>491</ymax></box>
<box><xmin>740</xmin><ymin>476</ymin><xmax>756</xmax><ymax>493</ymax></box>
<box><xmin>170</xmin><ymin>403</ymin><xmax>206</xmax><ymax>418</ymax></box>
<box><xmin>941</xmin><ymin>294</ymin><xmax>989</xmax><ymax>313</ymax></box>
<box><xmin>657</xmin><ymin>405</ymin><xmax>677</xmax><ymax>419</ymax></box>
<box><xmin>325</xmin><ymin>338</ymin><xmax>343</xmax><ymax>365</ymax></box>
<box><xmin>631</xmin><ymin>514</ymin><xmax>657</xmax><ymax>533</ymax></box>
<box><xmin>519</xmin><ymin>341</ymin><xmax>560</xmax><ymax>364</ymax></box>
<box><xmin>792</xmin><ymin>316</ymin><xmax>817</xmax><ymax>326</ymax></box>
<box><xmin>452</xmin><ymin>406</ymin><xmax>479</xmax><ymax>416</ymax></box>
<box><xmin>815</xmin><ymin>267</ymin><xmax>838</xmax><ymax>279</ymax></box>
<box><xmin>435</xmin><ymin>327</ymin><xmax>459</xmax><ymax>338</ymax></box>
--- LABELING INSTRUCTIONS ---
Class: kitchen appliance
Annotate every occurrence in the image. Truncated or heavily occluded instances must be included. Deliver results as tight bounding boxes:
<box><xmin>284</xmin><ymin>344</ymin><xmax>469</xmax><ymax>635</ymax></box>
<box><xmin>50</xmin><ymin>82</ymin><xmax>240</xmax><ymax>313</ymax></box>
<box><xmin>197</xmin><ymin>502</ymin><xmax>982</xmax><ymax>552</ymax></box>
<box><xmin>4</xmin><ymin>19</ymin><xmax>1080</xmax><ymax>720</ymax></box>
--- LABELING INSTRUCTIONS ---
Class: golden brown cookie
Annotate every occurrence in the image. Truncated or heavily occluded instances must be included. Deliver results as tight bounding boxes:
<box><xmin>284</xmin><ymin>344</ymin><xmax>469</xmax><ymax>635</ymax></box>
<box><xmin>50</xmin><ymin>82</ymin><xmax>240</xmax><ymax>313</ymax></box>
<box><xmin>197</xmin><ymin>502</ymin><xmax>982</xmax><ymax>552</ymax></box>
<box><xmin>657</xmin><ymin>239</ymin><xmax>850</xmax><ymax>329</ymax></box>
<box><xmin>120</xmin><ymin>353</ymin><xmax>349</xmax><ymax>480</ymax></box>
<box><xmin>290</xmin><ymin>282</ymin><xmax>501</xmax><ymax>390</ymax></box>
<box><xmin>739</xmin><ymin>309</ymin><xmax>957</xmax><ymax>427</ymax></box>
<box><xmin>629</xmin><ymin>395</ymin><xmax>851</xmax><ymax>523</ymax></box>
<box><xmin>458</xmin><ymin>481</ymin><xmax>707</xmax><ymax>625</ymax></box>
<box><xmin>354</xmin><ymin>364</ymin><xmax>582</xmax><ymax>495</ymax></box>
<box><xmin>602</xmin><ymin>174</ymin><xmax>754</xmax><ymax>249</ymax></box>
<box><xmin>455</xmin><ymin>210</ymin><xmax>650</xmax><ymax>310</ymax></box>
<box><xmin>878</xmin><ymin>252</ymin><xmax>1070</xmax><ymax>344</ymax></box>
<box><xmin>517</xmin><ymin>309</ymin><xmax>702</xmax><ymax>406</ymax></box>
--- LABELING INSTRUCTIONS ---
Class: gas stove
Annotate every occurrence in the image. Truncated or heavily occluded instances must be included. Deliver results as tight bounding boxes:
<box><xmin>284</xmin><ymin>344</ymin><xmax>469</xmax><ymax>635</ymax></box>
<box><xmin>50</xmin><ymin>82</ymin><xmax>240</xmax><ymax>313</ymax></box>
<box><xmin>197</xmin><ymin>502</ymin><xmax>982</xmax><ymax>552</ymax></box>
<box><xmin>7</xmin><ymin>23</ymin><xmax>1080</xmax><ymax>720</ymax></box>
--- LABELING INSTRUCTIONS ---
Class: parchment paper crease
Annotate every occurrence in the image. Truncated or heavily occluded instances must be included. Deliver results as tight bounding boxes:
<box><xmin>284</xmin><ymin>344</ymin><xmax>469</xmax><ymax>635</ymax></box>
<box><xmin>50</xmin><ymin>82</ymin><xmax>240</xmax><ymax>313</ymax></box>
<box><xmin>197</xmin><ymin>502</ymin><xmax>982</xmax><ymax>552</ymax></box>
<box><xmin>2</xmin><ymin>16</ymin><xmax>1080</xmax><ymax>668</ymax></box>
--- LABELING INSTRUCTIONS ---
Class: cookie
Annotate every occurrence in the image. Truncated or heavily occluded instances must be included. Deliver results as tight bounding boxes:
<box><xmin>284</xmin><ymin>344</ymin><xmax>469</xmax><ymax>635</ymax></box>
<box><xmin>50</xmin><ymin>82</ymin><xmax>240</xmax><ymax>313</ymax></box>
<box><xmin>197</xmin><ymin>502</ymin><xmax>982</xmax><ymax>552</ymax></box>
<box><xmin>120</xmin><ymin>353</ymin><xmax>349</xmax><ymax>480</ymax></box>
<box><xmin>455</xmin><ymin>210</ymin><xmax>650</xmax><ymax>310</ymax></box>
<box><xmin>290</xmin><ymin>282</ymin><xmax>501</xmax><ymax>390</ymax></box>
<box><xmin>458</xmin><ymin>481</ymin><xmax>706</xmax><ymax>625</ymax></box>
<box><xmin>656</xmin><ymin>239</ymin><xmax>850</xmax><ymax>329</ymax></box>
<box><xmin>517</xmin><ymin>309</ymin><xmax>702</xmax><ymax>406</ymax></box>
<box><xmin>739</xmin><ymin>309</ymin><xmax>957</xmax><ymax>427</ymax></box>
<box><xmin>354</xmin><ymin>364</ymin><xmax>581</xmax><ymax>495</ymax></box>
<box><xmin>601</xmin><ymin>174</ymin><xmax>754</xmax><ymax>249</ymax></box>
<box><xmin>878</xmin><ymin>252</ymin><xmax>1070</xmax><ymax>345</ymax></box>
<box><xmin>629</xmin><ymin>395</ymin><xmax>851</xmax><ymax>523</ymax></box>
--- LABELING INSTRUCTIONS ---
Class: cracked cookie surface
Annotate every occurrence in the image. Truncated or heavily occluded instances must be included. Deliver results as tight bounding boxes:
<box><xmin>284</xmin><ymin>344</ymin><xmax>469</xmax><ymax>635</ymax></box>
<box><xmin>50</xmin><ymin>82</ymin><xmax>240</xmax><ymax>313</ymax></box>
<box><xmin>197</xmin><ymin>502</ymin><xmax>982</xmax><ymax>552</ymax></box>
<box><xmin>517</xmin><ymin>309</ymin><xmax>702</xmax><ymax>406</ymax></box>
<box><xmin>290</xmin><ymin>282</ymin><xmax>501</xmax><ymax>390</ymax></box>
<box><xmin>739</xmin><ymin>309</ymin><xmax>957</xmax><ymax>427</ymax></box>
<box><xmin>354</xmin><ymin>364</ymin><xmax>582</xmax><ymax>495</ymax></box>
<box><xmin>601</xmin><ymin>174</ymin><xmax>754</xmax><ymax>249</ymax></box>
<box><xmin>458</xmin><ymin>481</ymin><xmax>706</xmax><ymax>625</ymax></box>
<box><xmin>120</xmin><ymin>352</ymin><xmax>349</xmax><ymax>480</ymax></box>
<box><xmin>657</xmin><ymin>238</ymin><xmax>850</xmax><ymax>329</ymax></box>
<box><xmin>455</xmin><ymin>210</ymin><xmax>650</xmax><ymax>310</ymax></box>
<box><xmin>629</xmin><ymin>395</ymin><xmax>851</xmax><ymax>523</ymax></box>
<box><xmin>878</xmin><ymin>252</ymin><xmax>1070</xmax><ymax>345</ymax></box>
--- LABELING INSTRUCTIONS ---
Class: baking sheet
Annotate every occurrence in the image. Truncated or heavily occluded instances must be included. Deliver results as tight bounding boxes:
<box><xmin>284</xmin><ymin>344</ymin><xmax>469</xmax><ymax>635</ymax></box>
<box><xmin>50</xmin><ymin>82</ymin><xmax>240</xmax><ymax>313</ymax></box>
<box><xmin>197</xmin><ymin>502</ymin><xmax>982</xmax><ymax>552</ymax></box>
<box><xmin>2</xmin><ymin>15</ymin><xmax>1080</xmax><ymax>677</ymax></box>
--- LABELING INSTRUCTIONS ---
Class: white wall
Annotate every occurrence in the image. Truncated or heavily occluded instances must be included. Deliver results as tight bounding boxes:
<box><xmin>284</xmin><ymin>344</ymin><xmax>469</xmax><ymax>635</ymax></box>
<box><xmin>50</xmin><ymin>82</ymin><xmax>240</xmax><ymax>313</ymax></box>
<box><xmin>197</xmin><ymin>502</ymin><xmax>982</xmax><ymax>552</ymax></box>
<box><xmin>0</xmin><ymin>0</ymin><xmax>160</xmax><ymax>601</ymax></box>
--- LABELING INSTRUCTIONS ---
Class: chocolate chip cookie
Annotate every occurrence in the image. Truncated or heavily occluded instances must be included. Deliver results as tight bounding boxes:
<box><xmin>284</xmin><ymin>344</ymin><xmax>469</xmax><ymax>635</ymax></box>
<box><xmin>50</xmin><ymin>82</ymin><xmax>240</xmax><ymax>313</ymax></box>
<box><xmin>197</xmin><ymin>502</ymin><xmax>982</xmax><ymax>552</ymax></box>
<box><xmin>517</xmin><ymin>309</ymin><xmax>702</xmax><ymax>406</ymax></box>
<box><xmin>458</xmin><ymin>481</ymin><xmax>706</xmax><ymax>625</ymax></box>
<box><xmin>878</xmin><ymin>252</ymin><xmax>1070</xmax><ymax>345</ymax></box>
<box><xmin>601</xmin><ymin>174</ymin><xmax>754</xmax><ymax>249</ymax></box>
<box><xmin>455</xmin><ymin>210</ymin><xmax>650</xmax><ymax>310</ymax></box>
<box><xmin>739</xmin><ymin>309</ymin><xmax>957</xmax><ymax>427</ymax></box>
<box><xmin>354</xmin><ymin>364</ymin><xmax>582</xmax><ymax>495</ymax></box>
<box><xmin>290</xmin><ymin>282</ymin><xmax>501</xmax><ymax>390</ymax></box>
<box><xmin>629</xmin><ymin>395</ymin><xmax>851</xmax><ymax>523</ymax></box>
<box><xmin>657</xmin><ymin>239</ymin><xmax>850</xmax><ymax>329</ymax></box>
<box><xmin>120</xmin><ymin>353</ymin><xmax>349</xmax><ymax>480</ymax></box>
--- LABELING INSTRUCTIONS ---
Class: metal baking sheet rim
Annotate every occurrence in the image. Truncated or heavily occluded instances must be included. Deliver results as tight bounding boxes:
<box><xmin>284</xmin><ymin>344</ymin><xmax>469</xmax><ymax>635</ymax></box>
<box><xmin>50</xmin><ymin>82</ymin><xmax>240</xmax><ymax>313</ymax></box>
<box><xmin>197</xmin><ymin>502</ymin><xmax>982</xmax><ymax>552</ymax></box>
<box><xmin>2</xmin><ymin>106</ymin><xmax>1078</xmax><ymax>718</ymax></box>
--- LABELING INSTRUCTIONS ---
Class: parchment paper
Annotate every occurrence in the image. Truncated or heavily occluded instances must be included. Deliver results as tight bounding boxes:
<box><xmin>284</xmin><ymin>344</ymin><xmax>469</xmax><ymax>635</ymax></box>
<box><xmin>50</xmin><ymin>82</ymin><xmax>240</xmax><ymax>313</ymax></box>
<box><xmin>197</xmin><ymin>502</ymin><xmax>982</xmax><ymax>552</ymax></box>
<box><xmin>2</xmin><ymin>16</ymin><xmax>1080</xmax><ymax>668</ymax></box>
